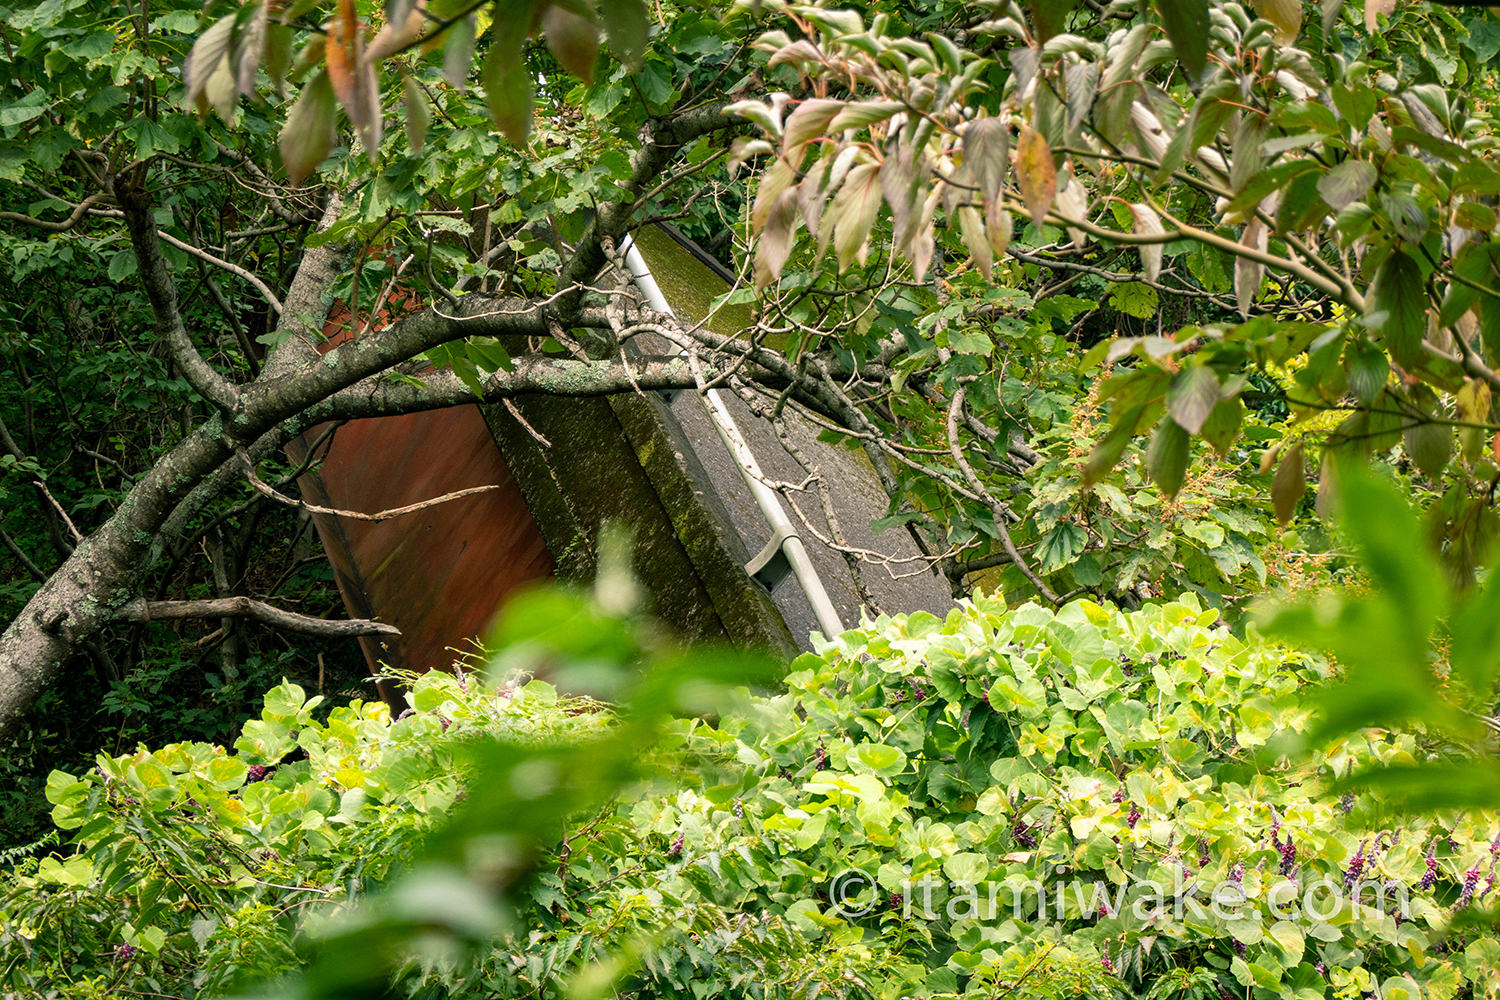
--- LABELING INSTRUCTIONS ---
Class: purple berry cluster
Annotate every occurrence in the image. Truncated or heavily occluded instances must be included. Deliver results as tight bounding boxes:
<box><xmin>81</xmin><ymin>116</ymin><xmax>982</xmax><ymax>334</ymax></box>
<box><xmin>889</xmin><ymin>892</ymin><xmax>904</xmax><ymax>911</ymax></box>
<box><xmin>1343</xmin><ymin>840</ymin><xmax>1368</xmax><ymax>889</ymax></box>
<box><xmin>668</xmin><ymin>832</ymin><xmax>684</xmax><ymax>859</ymax></box>
<box><xmin>1456</xmin><ymin>864</ymin><xmax>1481</xmax><ymax>910</ymax></box>
<box><xmin>813</xmin><ymin>740</ymin><xmax>828</xmax><ymax>771</ymax></box>
<box><xmin>115</xmin><ymin>944</ymin><xmax>137</xmax><ymax>962</ymax></box>
<box><xmin>1418</xmin><ymin>841</ymin><xmax>1439</xmax><ymax>891</ymax></box>
<box><xmin>1229</xmin><ymin>862</ymin><xmax>1244</xmax><ymax>885</ymax></box>
<box><xmin>1012</xmin><ymin>820</ymin><xmax>1038</xmax><ymax>849</ymax></box>
<box><xmin>1100</xmin><ymin>949</ymin><xmax>1115</xmax><ymax>974</ymax></box>
<box><xmin>245</xmin><ymin>764</ymin><xmax>269</xmax><ymax>783</ymax></box>
<box><xmin>1127</xmin><ymin>804</ymin><xmax>1142</xmax><ymax>829</ymax></box>
<box><xmin>1278</xmin><ymin>837</ymin><xmax>1297</xmax><ymax>877</ymax></box>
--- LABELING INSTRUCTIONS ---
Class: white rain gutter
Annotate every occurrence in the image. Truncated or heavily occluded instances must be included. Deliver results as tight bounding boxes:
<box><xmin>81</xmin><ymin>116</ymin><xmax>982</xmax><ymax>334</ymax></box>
<box><xmin>619</xmin><ymin>235</ymin><xmax>846</xmax><ymax>640</ymax></box>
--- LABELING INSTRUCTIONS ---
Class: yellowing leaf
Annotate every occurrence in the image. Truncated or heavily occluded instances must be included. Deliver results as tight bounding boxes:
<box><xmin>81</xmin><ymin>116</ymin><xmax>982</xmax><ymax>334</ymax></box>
<box><xmin>1251</xmin><ymin>0</ymin><xmax>1302</xmax><ymax>43</ymax></box>
<box><xmin>325</xmin><ymin>0</ymin><xmax>383</xmax><ymax>161</ymax></box>
<box><xmin>755</xmin><ymin>188</ymin><xmax>799</xmax><ymax>289</ymax></box>
<box><xmin>1272</xmin><ymin>441</ymin><xmax>1306</xmax><ymax>523</ymax></box>
<box><xmin>1235</xmin><ymin>219</ymin><xmax>1267</xmax><ymax>318</ymax></box>
<box><xmin>542</xmin><ymin>4</ymin><xmax>600</xmax><ymax>84</ymax></box>
<box><xmin>1130</xmin><ymin>202</ymin><xmax>1165</xmax><ymax>282</ymax></box>
<box><xmin>403</xmin><ymin>73</ymin><xmax>431</xmax><ymax>153</ymax></box>
<box><xmin>830</xmin><ymin>162</ymin><xmax>883</xmax><ymax>270</ymax></box>
<box><xmin>367</xmin><ymin>0</ymin><xmax>427</xmax><ymax>61</ymax></box>
<box><xmin>1014</xmin><ymin>125</ymin><xmax>1058</xmax><ymax>233</ymax></box>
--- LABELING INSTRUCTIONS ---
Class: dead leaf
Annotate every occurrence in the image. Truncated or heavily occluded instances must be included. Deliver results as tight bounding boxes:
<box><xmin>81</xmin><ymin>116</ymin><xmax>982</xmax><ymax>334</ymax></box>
<box><xmin>326</xmin><ymin>0</ymin><xmax>383</xmax><ymax>161</ymax></box>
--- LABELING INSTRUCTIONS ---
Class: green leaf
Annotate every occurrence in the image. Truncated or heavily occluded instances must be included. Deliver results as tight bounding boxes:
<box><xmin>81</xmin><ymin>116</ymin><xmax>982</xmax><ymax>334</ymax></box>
<box><xmin>1368</xmin><ymin>250</ymin><xmax>1427</xmax><ymax>369</ymax></box>
<box><xmin>107</xmin><ymin>250</ymin><xmax>138</xmax><ymax>283</ymax></box>
<box><xmin>0</xmin><ymin>91</ymin><xmax>48</xmax><ymax>128</ymax></box>
<box><xmin>598</xmin><ymin>0</ymin><xmax>648</xmax><ymax>70</ymax></box>
<box><xmin>1083</xmin><ymin>405</ymin><xmax>1145</xmax><ymax>485</ymax></box>
<box><xmin>481</xmin><ymin>20</ymin><xmax>534</xmax><ymax>144</ymax></box>
<box><xmin>1145</xmin><ymin>416</ymin><xmax>1190</xmax><ymax>496</ymax></box>
<box><xmin>1200</xmin><ymin>397</ymin><xmax>1243</xmax><ymax>454</ymax></box>
<box><xmin>1108</xmin><ymin>281</ymin><xmax>1158</xmax><ymax>319</ymax></box>
<box><xmin>1403</xmin><ymin>420</ymin><xmax>1451</xmax><ymax>480</ymax></box>
<box><xmin>1167</xmin><ymin>366</ymin><xmax>1220</xmax><ymax>435</ymax></box>
<box><xmin>851</xmin><ymin>743</ymin><xmax>906</xmax><ymax>776</ymax></box>
<box><xmin>279</xmin><ymin>70</ymin><xmax>337</xmax><ymax>186</ymax></box>
<box><xmin>1345</xmin><ymin>337</ymin><xmax>1389</xmax><ymax>406</ymax></box>
<box><xmin>541</xmin><ymin>4</ymin><xmax>599</xmax><ymax>83</ymax></box>
<box><xmin>1316</xmin><ymin>159</ymin><xmax>1377</xmax><ymax>212</ymax></box>
<box><xmin>1152</xmin><ymin>0</ymin><xmax>1209</xmax><ymax>77</ymax></box>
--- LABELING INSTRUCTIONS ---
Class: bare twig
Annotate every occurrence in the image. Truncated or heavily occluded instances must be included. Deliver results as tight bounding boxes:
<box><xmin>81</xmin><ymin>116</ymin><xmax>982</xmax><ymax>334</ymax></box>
<box><xmin>239</xmin><ymin>452</ymin><xmax>500</xmax><ymax>522</ymax></box>
<box><xmin>32</xmin><ymin>480</ymin><xmax>83</xmax><ymax>544</ymax></box>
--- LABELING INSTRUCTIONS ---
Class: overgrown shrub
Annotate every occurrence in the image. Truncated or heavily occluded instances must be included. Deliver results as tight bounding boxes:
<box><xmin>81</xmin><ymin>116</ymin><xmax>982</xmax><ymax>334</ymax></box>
<box><xmin>4</xmin><ymin>596</ymin><xmax>1498</xmax><ymax>999</ymax></box>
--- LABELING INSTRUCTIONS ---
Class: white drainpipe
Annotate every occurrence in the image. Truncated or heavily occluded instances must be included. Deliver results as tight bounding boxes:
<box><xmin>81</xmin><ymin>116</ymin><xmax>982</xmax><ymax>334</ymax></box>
<box><xmin>619</xmin><ymin>235</ymin><xmax>846</xmax><ymax>640</ymax></box>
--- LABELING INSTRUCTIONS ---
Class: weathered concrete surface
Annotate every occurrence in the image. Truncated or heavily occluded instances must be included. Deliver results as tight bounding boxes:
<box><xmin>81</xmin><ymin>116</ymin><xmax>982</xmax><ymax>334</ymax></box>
<box><xmin>482</xmin><ymin>394</ymin><xmax>796</xmax><ymax>655</ymax></box>
<box><xmin>628</xmin><ymin>225</ymin><xmax>955</xmax><ymax>642</ymax></box>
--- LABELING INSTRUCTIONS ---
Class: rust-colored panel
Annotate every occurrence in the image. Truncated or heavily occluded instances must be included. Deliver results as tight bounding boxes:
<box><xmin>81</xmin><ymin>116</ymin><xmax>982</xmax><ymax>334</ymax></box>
<box><xmin>290</xmin><ymin>302</ymin><xmax>555</xmax><ymax>679</ymax></box>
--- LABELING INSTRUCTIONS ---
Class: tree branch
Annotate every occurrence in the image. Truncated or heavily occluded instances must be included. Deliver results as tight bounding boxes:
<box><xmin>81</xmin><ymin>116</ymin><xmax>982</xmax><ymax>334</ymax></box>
<box><xmin>114</xmin><ymin>183</ymin><xmax>241</xmax><ymax>412</ymax></box>
<box><xmin>114</xmin><ymin>596</ymin><xmax>399</xmax><ymax>638</ymax></box>
<box><xmin>945</xmin><ymin>382</ymin><xmax>1061</xmax><ymax>604</ymax></box>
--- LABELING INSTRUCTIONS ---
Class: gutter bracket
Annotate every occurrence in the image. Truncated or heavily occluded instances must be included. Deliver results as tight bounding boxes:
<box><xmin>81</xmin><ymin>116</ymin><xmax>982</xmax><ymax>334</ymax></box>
<box><xmin>745</xmin><ymin>523</ymin><xmax>796</xmax><ymax>591</ymax></box>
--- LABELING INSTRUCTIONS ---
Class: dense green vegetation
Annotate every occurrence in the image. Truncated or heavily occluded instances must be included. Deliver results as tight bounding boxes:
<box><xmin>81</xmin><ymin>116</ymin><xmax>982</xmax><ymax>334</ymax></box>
<box><xmin>2</xmin><ymin>0</ymin><xmax>1500</xmax><ymax>994</ymax></box>
<box><xmin>7</xmin><ymin>580</ymin><xmax>1498</xmax><ymax>998</ymax></box>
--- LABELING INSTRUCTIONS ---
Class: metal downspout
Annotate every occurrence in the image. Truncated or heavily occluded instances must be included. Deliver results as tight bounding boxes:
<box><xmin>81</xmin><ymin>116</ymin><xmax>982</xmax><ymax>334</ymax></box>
<box><xmin>618</xmin><ymin>235</ymin><xmax>846</xmax><ymax>640</ymax></box>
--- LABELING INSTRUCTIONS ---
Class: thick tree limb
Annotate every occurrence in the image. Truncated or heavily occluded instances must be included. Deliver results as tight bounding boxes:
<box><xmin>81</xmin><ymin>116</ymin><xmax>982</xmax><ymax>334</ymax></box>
<box><xmin>114</xmin><ymin>597</ymin><xmax>399</xmax><ymax>638</ymax></box>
